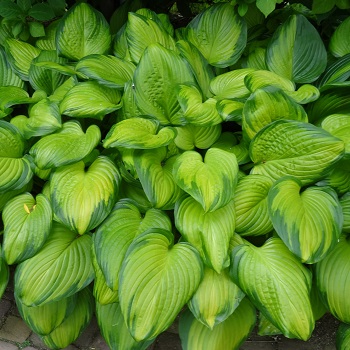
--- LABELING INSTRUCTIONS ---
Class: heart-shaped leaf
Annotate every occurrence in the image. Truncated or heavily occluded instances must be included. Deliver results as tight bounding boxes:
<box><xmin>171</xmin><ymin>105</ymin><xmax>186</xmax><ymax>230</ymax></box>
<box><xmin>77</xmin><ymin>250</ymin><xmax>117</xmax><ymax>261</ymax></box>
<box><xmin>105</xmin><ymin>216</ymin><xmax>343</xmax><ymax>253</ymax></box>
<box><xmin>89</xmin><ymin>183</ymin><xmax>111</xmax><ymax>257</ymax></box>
<box><xmin>15</xmin><ymin>223</ymin><xmax>94</xmax><ymax>306</ymax></box>
<box><xmin>119</xmin><ymin>228</ymin><xmax>203</xmax><ymax>341</ymax></box>
<box><xmin>230</xmin><ymin>237</ymin><xmax>314</xmax><ymax>340</ymax></box>
<box><xmin>50</xmin><ymin>156</ymin><xmax>121</xmax><ymax>234</ymax></box>
<box><xmin>268</xmin><ymin>176</ymin><xmax>343</xmax><ymax>263</ymax></box>
<box><xmin>173</xmin><ymin>148</ymin><xmax>239</xmax><ymax>212</ymax></box>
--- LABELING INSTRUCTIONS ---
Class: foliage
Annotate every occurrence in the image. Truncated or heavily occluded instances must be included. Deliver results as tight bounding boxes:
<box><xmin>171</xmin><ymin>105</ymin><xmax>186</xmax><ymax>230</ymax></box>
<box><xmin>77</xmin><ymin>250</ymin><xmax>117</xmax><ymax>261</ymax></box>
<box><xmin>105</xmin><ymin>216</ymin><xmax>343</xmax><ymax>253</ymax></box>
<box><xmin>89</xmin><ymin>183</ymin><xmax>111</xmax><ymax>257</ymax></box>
<box><xmin>0</xmin><ymin>0</ymin><xmax>350</xmax><ymax>349</ymax></box>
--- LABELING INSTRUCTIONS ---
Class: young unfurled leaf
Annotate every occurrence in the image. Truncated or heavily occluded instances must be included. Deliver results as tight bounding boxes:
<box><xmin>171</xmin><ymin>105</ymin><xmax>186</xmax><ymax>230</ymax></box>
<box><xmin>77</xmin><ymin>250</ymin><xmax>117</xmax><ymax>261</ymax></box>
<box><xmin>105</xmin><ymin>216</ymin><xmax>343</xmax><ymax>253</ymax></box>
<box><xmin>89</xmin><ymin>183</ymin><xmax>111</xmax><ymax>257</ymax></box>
<box><xmin>30</xmin><ymin>121</ymin><xmax>101</xmax><ymax>169</ymax></box>
<box><xmin>185</xmin><ymin>3</ymin><xmax>247</xmax><ymax>68</ymax></box>
<box><xmin>173</xmin><ymin>148</ymin><xmax>239</xmax><ymax>212</ymax></box>
<box><xmin>268</xmin><ymin>177</ymin><xmax>343</xmax><ymax>263</ymax></box>
<box><xmin>2</xmin><ymin>193</ymin><xmax>52</xmax><ymax>265</ymax></box>
<box><xmin>50</xmin><ymin>156</ymin><xmax>121</xmax><ymax>234</ymax></box>
<box><xmin>250</xmin><ymin>120</ymin><xmax>345</xmax><ymax>184</ymax></box>
<box><xmin>119</xmin><ymin>228</ymin><xmax>203</xmax><ymax>341</ymax></box>
<box><xmin>56</xmin><ymin>2</ymin><xmax>111</xmax><ymax>60</ymax></box>
<box><xmin>15</xmin><ymin>223</ymin><xmax>94</xmax><ymax>306</ymax></box>
<box><xmin>179</xmin><ymin>298</ymin><xmax>256</xmax><ymax>350</ymax></box>
<box><xmin>103</xmin><ymin>118</ymin><xmax>177</xmax><ymax>149</ymax></box>
<box><xmin>230</xmin><ymin>238</ymin><xmax>314</xmax><ymax>340</ymax></box>
<box><xmin>175</xmin><ymin>195</ymin><xmax>235</xmax><ymax>273</ymax></box>
<box><xmin>188</xmin><ymin>267</ymin><xmax>245</xmax><ymax>329</ymax></box>
<box><xmin>266</xmin><ymin>14</ymin><xmax>327</xmax><ymax>83</ymax></box>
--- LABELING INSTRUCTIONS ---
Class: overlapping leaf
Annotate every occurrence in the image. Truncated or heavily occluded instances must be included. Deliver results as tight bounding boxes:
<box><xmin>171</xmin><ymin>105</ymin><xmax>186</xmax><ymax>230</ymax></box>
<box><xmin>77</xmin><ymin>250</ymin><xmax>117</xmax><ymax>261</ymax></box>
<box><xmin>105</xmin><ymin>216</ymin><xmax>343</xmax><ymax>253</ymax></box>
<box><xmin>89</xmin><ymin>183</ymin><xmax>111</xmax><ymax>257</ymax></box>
<box><xmin>340</xmin><ymin>193</ymin><xmax>350</xmax><ymax>233</ymax></box>
<box><xmin>337</xmin><ymin>323</ymin><xmax>350</xmax><ymax>350</ymax></box>
<box><xmin>0</xmin><ymin>247</ymin><xmax>9</xmax><ymax>300</ymax></box>
<box><xmin>119</xmin><ymin>228</ymin><xmax>203</xmax><ymax>341</ymax></box>
<box><xmin>329</xmin><ymin>16</ymin><xmax>350</xmax><ymax>57</ymax></box>
<box><xmin>0</xmin><ymin>46</ymin><xmax>23</xmax><ymax>87</ymax></box>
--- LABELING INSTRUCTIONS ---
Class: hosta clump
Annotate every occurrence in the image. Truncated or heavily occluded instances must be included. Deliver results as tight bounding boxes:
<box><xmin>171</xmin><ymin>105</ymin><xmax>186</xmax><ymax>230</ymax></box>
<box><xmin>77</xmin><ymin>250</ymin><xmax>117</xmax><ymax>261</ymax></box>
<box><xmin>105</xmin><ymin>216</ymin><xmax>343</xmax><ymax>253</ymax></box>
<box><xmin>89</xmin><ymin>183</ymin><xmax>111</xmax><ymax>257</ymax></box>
<box><xmin>0</xmin><ymin>0</ymin><xmax>350</xmax><ymax>349</ymax></box>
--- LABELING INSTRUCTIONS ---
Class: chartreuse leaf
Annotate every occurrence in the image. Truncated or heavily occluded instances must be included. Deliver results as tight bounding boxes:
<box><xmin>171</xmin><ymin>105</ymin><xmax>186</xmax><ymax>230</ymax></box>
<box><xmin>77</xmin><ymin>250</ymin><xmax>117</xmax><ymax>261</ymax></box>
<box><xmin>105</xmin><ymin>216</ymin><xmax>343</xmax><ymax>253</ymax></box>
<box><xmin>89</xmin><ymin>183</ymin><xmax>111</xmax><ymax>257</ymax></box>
<box><xmin>216</xmin><ymin>99</ymin><xmax>244</xmax><ymax>123</ymax></box>
<box><xmin>0</xmin><ymin>86</ymin><xmax>31</xmax><ymax>118</ymax></box>
<box><xmin>266</xmin><ymin>14</ymin><xmax>327</xmax><ymax>83</ymax></box>
<box><xmin>76</xmin><ymin>54</ymin><xmax>135</xmax><ymax>89</ymax></box>
<box><xmin>243</xmin><ymin>47</ymin><xmax>267</xmax><ymax>70</ymax></box>
<box><xmin>0</xmin><ymin>181</ymin><xmax>32</xmax><ymax>212</ymax></box>
<box><xmin>234</xmin><ymin>174</ymin><xmax>274</xmax><ymax>236</ymax></box>
<box><xmin>30</xmin><ymin>121</ymin><xmax>100</xmax><ymax>169</ymax></box>
<box><xmin>337</xmin><ymin>323</ymin><xmax>350</xmax><ymax>350</ymax></box>
<box><xmin>15</xmin><ymin>223</ymin><xmax>94</xmax><ymax>306</ymax></box>
<box><xmin>2</xmin><ymin>193</ymin><xmax>52</xmax><ymax>265</ymax></box>
<box><xmin>329</xmin><ymin>16</ymin><xmax>350</xmax><ymax>57</ymax></box>
<box><xmin>92</xmin><ymin>245</ymin><xmax>119</xmax><ymax>305</ymax></box>
<box><xmin>340</xmin><ymin>193</ymin><xmax>350</xmax><ymax>233</ymax></box>
<box><xmin>210</xmin><ymin>68</ymin><xmax>255</xmax><ymax>100</ymax></box>
<box><xmin>230</xmin><ymin>237</ymin><xmax>314</xmax><ymax>340</ymax></box>
<box><xmin>60</xmin><ymin>81</ymin><xmax>122</xmax><ymax>120</ymax></box>
<box><xmin>126</xmin><ymin>11</ymin><xmax>176</xmax><ymax>64</ymax></box>
<box><xmin>176</xmin><ymin>39</ymin><xmax>215</xmax><ymax>98</ymax></box>
<box><xmin>41</xmin><ymin>287</ymin><xmax>94</xmax><ymax>349</ymax></box>
<box><xmin>175</xmin><ymin>195</ymin><xmax>235</xmax><ymax>273</ymax></box>
<box><xmin>35</xmin><ymin>20</ymin><xmax>58</xmax><ymax>51</ymax></box>
<box><xmin>268</xmin><ymin>177</ymin><xmax>343</xmax><ymax>263</ymax></box>
<box><xmin>173</xmin><ymin>148</ymin><xmax>239</xmax><ymax>212</ymax></box>
<box><xmin>250</xmin><ymin>120</ymin><xmax>345</xmax><ymax>185</ymax></box>
<box><xmin>186</xmin><ymin>3</ymin><xmax>247</xmax><ymax>68</ymax></box>
<box><xmin>96</xmin><ymin>302</ymin><xmax>153</xmax><ymax>350</ymax></box>
<box><xmin>0</xmin><ymin>121</ymin><xmax>33</xmax><ymax>192</ymax></box>
<box><xmin>310</xmin><ymin>279</ymin><xmax>327</xmax><ymax>321</ymax></box>
<box><xmin>174</xmin><ymin>124</ymin><xmax>221</xmax><ymax>151</ymax></box>
<box><xmin>322</xmin><ymin>114</ymin><xmax>350</xmax><ymax>157</ymax></box>
<box><xmin>258</xmin><ymin>313</ymin><xmax>282</xmax><ymax>336</ymax></box>
<box><xmin>188</xmin><ymin>267</ymin><xmax>244</xmax><ymax>329</ymax></box>
<box><xmin>50</xmin><ymin>156</ymin><xmax>121</xmax><ymax>234</ymax></box>
<box><xmin>94</xmin><ymin>198</ymin><xmax>171</xmax><ymax>292</ymax></box>
<box><xmin>134</xmin><ymin>147</ymin><xmax>184</xmax><ymax>210</ymax></box>
<box><xmin>316</xmin><ymin>235</ymin><xmax>350</xmax><ymax>323</ymax></box>
<box><xmin>49</xmin><ymin>76</ymin><xmax>76</xmax><ymax>103</ymax></box>
<box><xmin>179</xmin><ymin>298</ymin><xmax>256</xmax><ymax>350</ymax></box>
<box><xmin>56</xmin><ymin>2</ymin><xmax>111</xmax><ymax>60</ymax></box>
<box><xmin>0</xmin><ymin>46</ymin><xmax>23</xmax><ymax>87</ymax></box>
<box><xmin>15</xmin><ymin>292</ymin><xmax>77</xmax><ymax>336</ymax></box>
<box><xmin>103</xmin><ymin>118</ymin><xmax>176</xmax><ymax>149</ymax></box>
<box><xmin>118</xmin><ymin>79</ymin><xmax>142</xmax><ymax>119</ymax></box>
<box><xmin>5</xmin><ymin>38</ymin><xmax>41</xmax><ymax>80</ymax></box>
<box><xmin>242</xmin><ymin>87</ymin><xmax>308</xmax><ymax>140</ymax></box>
<box><xmin>177</xmin><ymin>83</ymin><xmax>222</xmax><ymax>126</ymax></box>
<box><xmin>29</xmin><ymin>50</ymin><xmax>68</xmax><ymax>95</ymax></box>
<box><xmin>0</xmin><ymin>251</ymin><xmax>9</xmax><ymax>299</ymax></box>
<box><xmin>119</xmin><ymin>228</ymin><xmax>203</xmax><ymax>341</ymax></box>
<box><xmin>133</xmin><ymin>43</ymin><xmax>195</xmax><ymax>125</ymax></box>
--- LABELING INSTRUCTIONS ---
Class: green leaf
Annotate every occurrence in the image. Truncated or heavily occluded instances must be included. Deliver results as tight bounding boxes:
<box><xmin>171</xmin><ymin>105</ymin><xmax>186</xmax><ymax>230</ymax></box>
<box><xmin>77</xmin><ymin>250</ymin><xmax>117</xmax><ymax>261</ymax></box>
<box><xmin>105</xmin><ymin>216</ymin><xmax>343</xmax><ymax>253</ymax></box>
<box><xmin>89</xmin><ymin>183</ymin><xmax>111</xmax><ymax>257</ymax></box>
<box><xmin>30</xmin><ymin>120</ymin><xmax>100</xmax><ymax>169</ymax></box>
<box><xmin>0</xmin><ymin>255</ymin><xmax>9</xmax><ymax>300</ymax></box>
<box><xmin>266</xmin><ymin>14</ymin><xmax>327</xmax><ymax>83</ymax></box>
<box><xmin>316</xmin><ymin>235</ymin><xmax>350</xmax><ymax>323</ymax></box>
<box><xmin>285</xmin><ymin>84</ymin><xmax>320</xmax><ymax>104</ymax></box>
<box><xmin>258</xmin><ymin>313</ymin><xmax>282</xmax><ymax>336</ymax></box>
<box><xmin>177</xmin><ymin>83</ymin><xmax>223</xmax><ymax>126</ymax></box>
<box><xmin>35</xmin><ymin>20</ymin><xmax>59</xmax><ymax>51</ymax></box>
<box><xmin>0</xmin><ymin>86</ymin><xmax>32</xmax><ymax>118</ymax></box>
<box><xmin>234</xmin><ymin>174</ymin><xmax>274</xmax><ymax>236</ymax></box>
<box><xmin>60</xmin><ymin>81</ymin><xmax>121</xmax><ymax>120</ymax></box>
<box><xmin>269</xmin><ymin>177</ymin><xmax>343</xmax><ymax>263</ymax></box>
<box><xmin>96</xmin><ymin>302</ymin><xmax>153</xmax><ymax>350</ymax></box>
<box><xmin>94</xmin><ymin>198</ymin><xmax>171</xmax><ymax>292</ymax></box>
<box><xmin>230</xmin><ymin>237</ymin><xmax>314</xmax><ymax>340</ymax></box>
<box><xmin>28</xmin><ymin>21</ymin><xmax>45</xmax><ymax>38</ymax></box>
<box><xmin>0</xmin><ymin>121</ymin><xmax>33</xmax><ymax>192</ymax></box>
<box><xmin>256</xmin><ymin>0</ymin><xmax>279</xmax><ymax>16</ymax></box>
<box><xmin>56</xmin><ymin>2</ymin><xmax>111</xmax><ymax>60</ymax></box>
<box><xmin>15</xmin><ymin>223</ymin><xmax>94</xmax><ymax>306</ymax></box>
<box><xmin>0</xmin><ymin>46</ymin><xmax>24</xmax><ymax>88</ymax></box>
<box><xmin>3</xmin><ymin>193</ymin><xmax>52</xmax><ymax>265</ymax></box>
<box><xmin>76</xmin><ymin>54</ymin><xmax>135</xmax><ymax>89</ymax></box>
<box><xmin>312</xmin><ymin>0</ymin><xmax>336</xmax><ymax>13</ymax></box>
<box><xmin>41</xmin><ymin>287</ymin><xmax>94</xmax><ymax>349</ymax></box>
<box><xmin>179</xmin><ymin>298</ymin><xmax>256</xmax><ymax>350</ymax></box>
<box><xmin>17</xmin><ymin>0</ymin><xmax>31</xmax><ymax>12</ymax></box>
<box><xmin>337</xmin><ymin>323</ymin><xmax>350</xmax><ymax>350</ymax></box>
<box><xmin>134</xmin><ymin>147</ymin><xmax>184</xmax><ymax>210</ymax></box>
<box><xmin>186</xmin><ymin>3</ymin><xmax>247</xmax><ymax>68</ymax></box>
<box><xmin>28</xmin><ymin>3</ymin><xmax>55</xmax><ymax>21</ymax></box>
<box><xmin>173</xmin><ymin>148</ymin><xmax>239</xmax><ymax>212</ymax></box>
<box><xmin>119</xmin><ymin>228</ymin><xmax>203</xmax><ymax>341</ymax></box>
<box><xmin>329</xmin><ymin>16</ymin><xmax>350</xmax><ymax>57</ymax></box>
<box><xmin>50</xmin><ymin>156</ymin><xmax>121</xmax><ymax>234</ymax></box>
<box><xmin>15</xmin><ymin>292</ymin><xmax>77</xmax><ymax>336</ymax></box>
<box><xmin>175</xmin><ymin>195</ymin><xmax>235</xmax><ymax>273</ymax></box>
<box><xmin>340</xmin><ymin>192</ymin><xmax>350</xmax><ymax>233</ymax></box>
<box><xmin>250</xmin><ymin>120</ymin><xmax>345</xmax><ymax>185</ymax></box>
<box><xmin>0</xmin><ymin>1</ymin><xmax>22</xmax><ymax>19</ymax></box>
<box><xmin>0</xmin><ymin>181</ymin><xmax>32</xmax><ymax>212</ymax></box>
<box><xmin>5</xmin><ymin>38</ymin><xmax>41</xmax><ymax>81</ymax></box>
<box><xmin>242</xmin><ymin>87</ymin><xmax>308</xmax><ymax>140</ymax></box>
<box><xmin>133</xmin><ymin>43</ymin><xmax>195</xmax><ymax>125</ymax></box>
<box><xmin>126</xmin><ymin>11</ymin><xmax>176</xmax><ymax>64</ymax></box>
<box><xmin>174</xmin><ymin>124</ymin><xmax>221</xmax><ymax>151</ymax></box>
<box><xmin>216</xmin><ymin>99</ymin><xmax>244</xmax><ymax>122</ymax></box>
<box><xmin>103</xmin><ymin>118</ymin><xmax>177</xmax><ymax>149</ymax></box>
<box><xmin>188</xmin><ymin>267</ymin><xmax>245</xmax><ymax>329</ymax></box>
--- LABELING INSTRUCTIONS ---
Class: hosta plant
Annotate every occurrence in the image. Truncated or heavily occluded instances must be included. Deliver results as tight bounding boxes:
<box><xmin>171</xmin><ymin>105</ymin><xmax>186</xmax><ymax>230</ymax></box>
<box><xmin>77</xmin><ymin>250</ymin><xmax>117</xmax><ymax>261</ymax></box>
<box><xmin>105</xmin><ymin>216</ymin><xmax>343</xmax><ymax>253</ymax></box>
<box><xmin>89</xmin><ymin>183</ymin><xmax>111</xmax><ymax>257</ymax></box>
<box><xmin>0</xmin><ymin>0</ymin><xmax>350</xmax><ymax>349</ymax></box>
